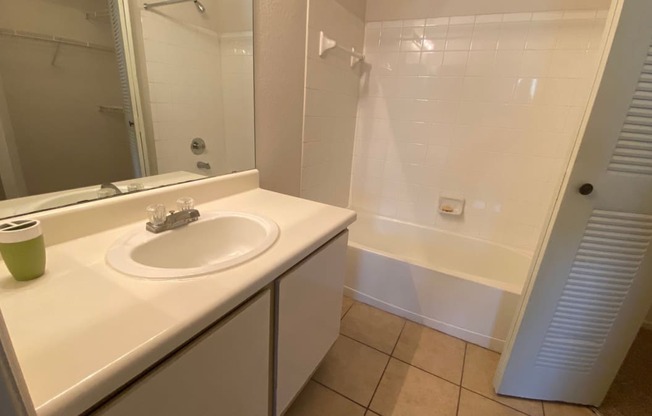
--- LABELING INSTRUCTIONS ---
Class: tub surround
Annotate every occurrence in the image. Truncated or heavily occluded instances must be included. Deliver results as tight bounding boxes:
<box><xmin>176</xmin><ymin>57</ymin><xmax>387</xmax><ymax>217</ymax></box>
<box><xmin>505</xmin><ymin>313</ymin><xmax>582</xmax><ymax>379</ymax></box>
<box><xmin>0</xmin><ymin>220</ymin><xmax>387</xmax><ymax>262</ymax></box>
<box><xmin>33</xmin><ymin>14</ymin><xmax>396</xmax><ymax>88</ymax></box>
<box><xmin>352</xmin><ymin>9</ymin><xmax>608</xmax><ymax>252</ymax></box>
<box><xmin>0</xmin><ymin>170</ymin><xmax>356</xmax><ymax>416</ymax></box>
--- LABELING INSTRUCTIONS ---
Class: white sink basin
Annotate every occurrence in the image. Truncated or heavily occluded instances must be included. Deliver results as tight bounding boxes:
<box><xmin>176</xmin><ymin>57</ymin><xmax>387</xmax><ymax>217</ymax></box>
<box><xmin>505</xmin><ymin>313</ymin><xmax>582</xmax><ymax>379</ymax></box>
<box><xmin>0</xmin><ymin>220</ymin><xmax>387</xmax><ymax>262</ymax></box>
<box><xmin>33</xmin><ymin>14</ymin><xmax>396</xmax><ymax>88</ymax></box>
<box><xmin>106</xmin><ymin>211</ymin><xmax>279</xmax><ymax>278</ymax></box>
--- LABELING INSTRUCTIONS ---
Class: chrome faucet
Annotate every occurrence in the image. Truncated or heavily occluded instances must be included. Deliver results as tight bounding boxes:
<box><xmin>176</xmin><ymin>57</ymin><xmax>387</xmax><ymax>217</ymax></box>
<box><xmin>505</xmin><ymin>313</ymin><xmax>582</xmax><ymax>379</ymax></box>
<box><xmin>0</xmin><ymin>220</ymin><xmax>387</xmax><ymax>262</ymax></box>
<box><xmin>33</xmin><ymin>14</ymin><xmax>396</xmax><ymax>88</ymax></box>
<box><xmin>146</xmin><ymin>208</ymin><xmax>200</xmax><ymax>233</ymax></box>
<box><xmin>100</xmin><ymin>183</ymin><xmax>123</xmax><ymax>195</ymax></box>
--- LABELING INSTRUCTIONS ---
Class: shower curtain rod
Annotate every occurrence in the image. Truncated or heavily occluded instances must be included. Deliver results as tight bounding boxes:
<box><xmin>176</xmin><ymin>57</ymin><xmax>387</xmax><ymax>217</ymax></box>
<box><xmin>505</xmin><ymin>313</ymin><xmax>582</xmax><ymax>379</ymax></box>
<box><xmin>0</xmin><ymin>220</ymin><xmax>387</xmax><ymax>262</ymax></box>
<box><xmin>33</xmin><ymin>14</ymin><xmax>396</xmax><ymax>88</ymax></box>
<box><xmin>318</xmin><ymin>31</ymin><xmax>365</xmax><ymax>67</ymax></box>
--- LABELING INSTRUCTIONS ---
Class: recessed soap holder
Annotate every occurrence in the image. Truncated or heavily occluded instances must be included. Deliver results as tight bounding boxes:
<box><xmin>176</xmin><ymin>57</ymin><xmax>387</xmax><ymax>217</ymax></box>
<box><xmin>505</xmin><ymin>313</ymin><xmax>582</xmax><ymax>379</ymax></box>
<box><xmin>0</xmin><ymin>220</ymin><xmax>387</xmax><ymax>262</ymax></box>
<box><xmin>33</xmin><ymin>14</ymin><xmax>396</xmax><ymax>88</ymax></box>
<box><xmin>438</xmin><ymin>195</ymin><xmax>465</xmax><ymax>216</ymax></box>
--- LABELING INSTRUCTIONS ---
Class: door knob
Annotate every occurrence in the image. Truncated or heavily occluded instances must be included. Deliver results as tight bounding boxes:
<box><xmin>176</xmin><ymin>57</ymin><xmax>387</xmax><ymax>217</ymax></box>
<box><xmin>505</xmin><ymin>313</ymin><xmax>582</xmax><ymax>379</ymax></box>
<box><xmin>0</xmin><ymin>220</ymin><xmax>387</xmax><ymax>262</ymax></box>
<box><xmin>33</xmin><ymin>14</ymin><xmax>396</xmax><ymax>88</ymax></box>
<box><xmin>579</xmin><ymin>183</ymin><xmax>594</xmax><ymax>195</ymax></box>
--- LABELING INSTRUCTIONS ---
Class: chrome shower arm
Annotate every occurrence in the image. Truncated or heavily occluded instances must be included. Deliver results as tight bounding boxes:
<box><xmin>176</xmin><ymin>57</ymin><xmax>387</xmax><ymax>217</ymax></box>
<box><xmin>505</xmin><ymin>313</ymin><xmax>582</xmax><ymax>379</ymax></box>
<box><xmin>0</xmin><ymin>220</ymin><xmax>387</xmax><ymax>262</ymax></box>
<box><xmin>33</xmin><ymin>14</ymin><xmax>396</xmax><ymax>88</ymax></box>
<box><xmin>144</xmin><ymin>0</ymin><xmax>189</xmax><ymax>10</ymax></box>
<box><xmin>143</xmin><ymin>0</ymin><xmax>205</xmax><ymax>12</ymax></box>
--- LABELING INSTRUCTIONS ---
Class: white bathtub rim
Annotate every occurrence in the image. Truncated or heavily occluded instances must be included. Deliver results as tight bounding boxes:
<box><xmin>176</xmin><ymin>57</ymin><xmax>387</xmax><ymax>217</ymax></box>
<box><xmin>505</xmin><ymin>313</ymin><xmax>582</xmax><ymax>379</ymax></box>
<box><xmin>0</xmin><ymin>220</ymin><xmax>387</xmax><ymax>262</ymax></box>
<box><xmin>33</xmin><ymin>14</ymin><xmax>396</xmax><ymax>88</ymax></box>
<box><xmin>343</xmin><ymin>287</ymin><xmax>506</xmax><ymax>352</ymax></box>
<box><xmin>348</xmin><ymin>209</ymin><xmax>535</xmax><ymax>258</ymax></box>
<box><xmin>348</xmin><ymin>241</ymin><xmax>523</xmax><ymax>295</ymax></box>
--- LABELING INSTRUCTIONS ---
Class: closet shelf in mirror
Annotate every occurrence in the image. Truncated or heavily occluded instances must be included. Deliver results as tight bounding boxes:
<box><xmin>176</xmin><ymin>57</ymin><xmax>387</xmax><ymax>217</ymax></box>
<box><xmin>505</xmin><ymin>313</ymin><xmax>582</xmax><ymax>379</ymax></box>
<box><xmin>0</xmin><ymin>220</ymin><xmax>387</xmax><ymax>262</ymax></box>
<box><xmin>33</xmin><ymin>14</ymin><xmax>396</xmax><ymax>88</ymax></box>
<box><xmin>98</xmin><ymin>105</ymin><xmax>124</xmax><ymax>114</ymax></box>
<box><xmin>0</xmin><ymin>28</ymin><xmax>114</xmax><ymax>53</ymax></box>
<box><xmin>85</xmin><ymin>10</ymin><xmax>111</xmax><ymax>21</ymax></box>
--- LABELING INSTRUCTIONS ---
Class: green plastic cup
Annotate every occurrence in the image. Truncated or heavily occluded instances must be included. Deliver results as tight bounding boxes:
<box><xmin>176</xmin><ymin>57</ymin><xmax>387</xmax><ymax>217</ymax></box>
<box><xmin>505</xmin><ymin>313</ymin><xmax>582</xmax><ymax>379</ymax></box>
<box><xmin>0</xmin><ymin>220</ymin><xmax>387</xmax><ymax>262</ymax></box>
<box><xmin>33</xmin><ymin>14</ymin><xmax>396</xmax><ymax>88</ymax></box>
<box><xmin>0</xmin><ymin>220</ymin><xmax>46</xmax><ymax>281</ymax></box>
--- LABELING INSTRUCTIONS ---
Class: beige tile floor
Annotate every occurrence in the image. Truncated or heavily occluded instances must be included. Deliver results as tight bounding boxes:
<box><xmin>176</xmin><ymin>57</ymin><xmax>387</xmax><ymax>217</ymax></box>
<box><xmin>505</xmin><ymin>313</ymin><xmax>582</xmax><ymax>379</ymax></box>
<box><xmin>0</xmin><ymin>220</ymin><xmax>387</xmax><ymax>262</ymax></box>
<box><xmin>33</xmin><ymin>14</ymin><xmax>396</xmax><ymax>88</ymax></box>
<box><xmin>285</xmin><ymin>297</ymin><xmax>597</xmax><ymax>416</ymax></box>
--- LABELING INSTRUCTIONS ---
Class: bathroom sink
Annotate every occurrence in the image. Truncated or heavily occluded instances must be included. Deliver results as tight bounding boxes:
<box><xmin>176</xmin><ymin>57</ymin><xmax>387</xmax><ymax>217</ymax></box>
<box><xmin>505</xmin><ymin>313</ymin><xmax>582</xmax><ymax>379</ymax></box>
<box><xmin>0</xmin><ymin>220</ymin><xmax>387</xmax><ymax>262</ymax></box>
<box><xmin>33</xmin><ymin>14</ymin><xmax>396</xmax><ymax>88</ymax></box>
<box><xmin>106</xmin><ymin>211</ymin><xmax>279</xmax><ymax>278</ymax></box>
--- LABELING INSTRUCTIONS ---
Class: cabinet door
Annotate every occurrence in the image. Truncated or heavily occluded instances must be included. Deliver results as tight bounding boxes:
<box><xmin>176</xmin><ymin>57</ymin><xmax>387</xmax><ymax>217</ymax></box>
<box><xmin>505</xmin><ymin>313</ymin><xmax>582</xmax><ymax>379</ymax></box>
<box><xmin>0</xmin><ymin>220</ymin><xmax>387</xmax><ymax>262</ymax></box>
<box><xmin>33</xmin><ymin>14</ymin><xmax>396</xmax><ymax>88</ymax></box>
<box><xmin>96</xmin><ymin>290</ymin><xmax>271</xmax><ymax>416</ymax></box>
<box><xmin>276</xmin><ymin>232</ymin><xmax>348</xmax><ymax>415</ymax></box>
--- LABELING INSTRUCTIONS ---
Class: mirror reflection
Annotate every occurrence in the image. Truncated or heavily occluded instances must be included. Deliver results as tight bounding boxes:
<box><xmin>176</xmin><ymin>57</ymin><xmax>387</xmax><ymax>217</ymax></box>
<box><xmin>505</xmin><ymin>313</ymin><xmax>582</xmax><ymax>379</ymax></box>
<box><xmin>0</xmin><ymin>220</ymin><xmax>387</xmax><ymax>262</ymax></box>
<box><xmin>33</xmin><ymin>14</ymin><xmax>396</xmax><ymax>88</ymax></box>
<box><xmin>0</xmin><ymin>0</ymin><xmax>254</xmax><ymax>219</ymax></box>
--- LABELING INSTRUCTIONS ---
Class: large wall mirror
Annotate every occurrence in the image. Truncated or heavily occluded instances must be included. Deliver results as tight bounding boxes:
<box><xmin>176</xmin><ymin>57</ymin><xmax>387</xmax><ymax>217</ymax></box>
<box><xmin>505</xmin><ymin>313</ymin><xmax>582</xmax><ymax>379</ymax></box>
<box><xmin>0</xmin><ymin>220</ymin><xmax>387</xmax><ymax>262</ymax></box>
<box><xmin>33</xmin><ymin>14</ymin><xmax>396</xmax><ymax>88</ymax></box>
<box><xmin>0</xmin><ymin>0</ymin><xmax>254</xmax><ymax>219</ymax></box>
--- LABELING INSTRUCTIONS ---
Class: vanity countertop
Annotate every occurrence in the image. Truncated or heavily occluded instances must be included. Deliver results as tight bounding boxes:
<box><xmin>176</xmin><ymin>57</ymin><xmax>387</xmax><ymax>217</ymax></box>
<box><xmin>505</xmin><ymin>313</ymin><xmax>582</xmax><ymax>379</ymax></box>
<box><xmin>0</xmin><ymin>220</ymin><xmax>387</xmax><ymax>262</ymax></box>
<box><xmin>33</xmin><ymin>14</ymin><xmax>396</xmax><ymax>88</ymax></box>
<box><xmin>0</xmin><ymin>183</ymin><xmax>355</xmax><ymax>415</ymax></box>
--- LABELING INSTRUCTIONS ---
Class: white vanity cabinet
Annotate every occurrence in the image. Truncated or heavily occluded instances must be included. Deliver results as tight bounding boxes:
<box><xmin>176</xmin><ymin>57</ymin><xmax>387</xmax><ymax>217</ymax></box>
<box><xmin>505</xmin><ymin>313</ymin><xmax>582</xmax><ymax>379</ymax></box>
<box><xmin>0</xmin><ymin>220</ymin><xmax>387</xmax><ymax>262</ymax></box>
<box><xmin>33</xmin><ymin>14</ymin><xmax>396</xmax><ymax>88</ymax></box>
<box><xmin>96</xmin><ymin>290</ymin><xmax>272</xmax><ymax>416</ymax></box>
<box><xmin>275</xmin><ymin>231</ymin><xmax>348</xmax><ymax>415</ymax></box>
<box><xmin>92</xmin><ymin>232</ymin><xmax>349</xmax><ymax>416</ymax></box>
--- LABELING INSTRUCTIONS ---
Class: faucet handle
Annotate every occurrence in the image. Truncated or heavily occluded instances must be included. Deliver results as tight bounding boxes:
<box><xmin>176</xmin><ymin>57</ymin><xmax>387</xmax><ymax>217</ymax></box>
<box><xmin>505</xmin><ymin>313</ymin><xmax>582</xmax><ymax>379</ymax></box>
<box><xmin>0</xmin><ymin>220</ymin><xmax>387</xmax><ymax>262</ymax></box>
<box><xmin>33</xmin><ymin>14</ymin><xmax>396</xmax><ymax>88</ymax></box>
<box><xmin>146</xmin><ymin>204</ymin><xmax>167</xmax><ymax>226</ymax></box>
<box><xmin>176</xmin><ymin>197</ymin><xmax>195</xmax><ymax>212</ymax></box>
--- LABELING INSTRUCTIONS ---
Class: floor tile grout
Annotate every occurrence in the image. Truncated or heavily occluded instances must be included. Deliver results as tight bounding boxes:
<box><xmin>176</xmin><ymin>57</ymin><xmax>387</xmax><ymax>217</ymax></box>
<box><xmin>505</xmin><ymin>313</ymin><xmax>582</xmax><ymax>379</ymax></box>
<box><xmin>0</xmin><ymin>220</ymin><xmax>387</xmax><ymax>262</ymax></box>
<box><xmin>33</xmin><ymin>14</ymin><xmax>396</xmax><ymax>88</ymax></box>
<box><xmin>391</xmin><ymin>356</ymin><xmax>460</xmax><ymax>387</ymax></box>
<box><xmin>459</xmin><ymin>344</ymin><xmax>544</xmax><ymax>416</ymax></box>
<box><xmin>340</xmin><ymin>306</ymin><xmax>541</xmax><ymax>416</ymax></box>
<box><xmin>365</xmin><ymin>319</ymin><xmax>406</xmax><ymax>414</ymax></box>
<box><xmin>335</xmin><ymin>298</ymin><xmax>558</xmax><ymax>416</ymax></box>
<box><xmin>390</xmin><ymin>320</ymin><xmax>406</xmax><ymax>356</ymax></box>
<box><xmin>341</xmin><ymin>300</ymin><xmax>354</xmax><ymax>320</ymax></box>
<box><xmin>340</xmin><ymin>333</ymin><xmax>392</xmax><ymax>356</ymax></box>
<box><xmin>456</xmin><ymin>343</ymin><xmax>468</xmax><ymax>416</ymax></box>
<box><xmin>366</xmin><ymin>351</ymin><xmax>391</xmax><ymax>412</ymax></box>
<box><xmin>461</xmin><ymin>387</ymin><xmax>534</xmax><ymax>416</ymax></box>
<box><xmin>311</xmin><ymin>378</ymin><xmax>369</xmax><ymax>410</ymax></box>
<box><xmin>339</xmin><ymin>332</ymin><xmax>463</xmax><ymax>389</ymax></box>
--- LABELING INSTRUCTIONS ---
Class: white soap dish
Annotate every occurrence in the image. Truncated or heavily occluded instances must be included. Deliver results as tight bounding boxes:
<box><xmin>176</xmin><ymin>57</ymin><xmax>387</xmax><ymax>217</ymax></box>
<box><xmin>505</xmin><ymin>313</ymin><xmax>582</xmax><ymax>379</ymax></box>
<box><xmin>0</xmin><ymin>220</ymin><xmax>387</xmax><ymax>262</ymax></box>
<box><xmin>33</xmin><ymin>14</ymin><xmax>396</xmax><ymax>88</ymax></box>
<box><xmin>438</xmin><ymin>195</ymin><xmax>465</xmax><ymax>216</ymax></box>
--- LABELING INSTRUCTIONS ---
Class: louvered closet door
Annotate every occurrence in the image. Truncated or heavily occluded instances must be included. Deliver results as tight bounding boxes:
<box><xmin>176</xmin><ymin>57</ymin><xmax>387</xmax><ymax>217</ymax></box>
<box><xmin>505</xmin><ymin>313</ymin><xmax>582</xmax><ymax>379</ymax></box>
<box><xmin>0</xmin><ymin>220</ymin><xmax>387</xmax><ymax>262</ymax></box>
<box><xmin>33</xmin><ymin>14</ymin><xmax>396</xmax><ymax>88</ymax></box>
<box><xmin>495</xmin><ymin>0</ymin><xmax>652</xmax><ymax>405</ymax></box>
<box><xmin>108</xmin><ymin>0</ymin><xmax>144</xmax><ymax>177</ymax></box>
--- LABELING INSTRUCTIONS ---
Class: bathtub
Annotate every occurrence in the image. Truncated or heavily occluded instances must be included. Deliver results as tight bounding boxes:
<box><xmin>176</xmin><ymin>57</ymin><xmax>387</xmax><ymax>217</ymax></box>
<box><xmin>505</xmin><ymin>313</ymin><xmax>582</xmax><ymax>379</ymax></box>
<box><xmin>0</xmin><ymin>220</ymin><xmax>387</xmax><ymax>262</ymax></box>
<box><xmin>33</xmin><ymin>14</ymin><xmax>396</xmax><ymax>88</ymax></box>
<box><xmin>345</xmin><ymin>213</ymin><xmax>533</xmax><ymax>352</ymax></box>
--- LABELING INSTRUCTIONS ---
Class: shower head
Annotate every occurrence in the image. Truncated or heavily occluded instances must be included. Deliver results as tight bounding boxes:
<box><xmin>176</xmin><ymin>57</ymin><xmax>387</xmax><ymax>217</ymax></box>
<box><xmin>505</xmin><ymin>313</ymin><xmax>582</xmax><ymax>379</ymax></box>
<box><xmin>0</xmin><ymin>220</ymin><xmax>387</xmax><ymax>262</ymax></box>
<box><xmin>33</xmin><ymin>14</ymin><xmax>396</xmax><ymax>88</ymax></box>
<box><xmin>194</xmin><ymin>0</ymin><xmax>206</xmax><ymax>13</ymax></box>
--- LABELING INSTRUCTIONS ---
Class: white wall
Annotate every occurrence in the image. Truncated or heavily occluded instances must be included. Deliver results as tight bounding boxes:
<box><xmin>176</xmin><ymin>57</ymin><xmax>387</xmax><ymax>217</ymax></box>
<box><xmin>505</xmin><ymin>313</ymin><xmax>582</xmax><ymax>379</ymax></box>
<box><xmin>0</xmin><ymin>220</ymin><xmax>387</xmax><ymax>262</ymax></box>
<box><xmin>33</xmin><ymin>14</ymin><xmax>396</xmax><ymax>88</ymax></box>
<box><xmin>366</xmin><ymin>0</ymin><xmax>611</xmax><ymax>21</ymax></box>
<box><xmin>334</xmin><ymin>0</ymin><xmax>366</xmax><ymax>20</ymax></box>
<box><xmin>351</xmin><ymin>9</ymin><xmax>607</xmax><ymax>251</ymax></box>
<box><xmin>215</xmin><ymin>0</ymin><xmax>253</xmax><ymax>33</ymax></box>
<box><xmin>254</xmin><ymin>0</ymin><xmax>307</xmax><ymax>196</ymax></box>
<box><xmin>300</xmin><ymin>0</ymin><xmax>365</xmax><ymax>207</ymax></box>
<box><xmin>221</xmin><ymin>33</ymin><xmax>255</xmax><ymax>173</ymax></box>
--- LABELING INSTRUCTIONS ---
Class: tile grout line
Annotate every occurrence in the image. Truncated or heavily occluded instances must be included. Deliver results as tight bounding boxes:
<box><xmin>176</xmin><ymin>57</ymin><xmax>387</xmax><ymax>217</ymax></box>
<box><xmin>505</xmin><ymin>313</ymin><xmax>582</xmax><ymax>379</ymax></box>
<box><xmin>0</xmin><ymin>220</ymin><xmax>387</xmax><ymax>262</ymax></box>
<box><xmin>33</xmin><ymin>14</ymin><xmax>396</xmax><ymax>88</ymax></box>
<box><xmin>339</xmin><ymin>299</ymin><xmax>554</xmax><ymax>416</ymax></box>
<box><xmin>311</xmin><ymin>378</ymin><xmax>370</xmax><ymax>409</ymax></box>
<box><xmin>456</xmin><ymin>343</ymin><xmax>468</xmax><ymax>416</ymax></box>
<box><xmin>459</xmin><ymin>343</ymin><xmax>542</xmax><ymax>415</ymax></box>
<box><xmin>338</xmin><ymin>332</ymin><xmax>461</xmax><ymax>388</ymax></box>
<box><xmin>340</xmin><ymin>333</ymin><xmax>393</xmax><ymax>356</ymax></box>
<box><xmin>339</xmin><ymin>326</ymin><xmax>538</xmax><ymax>415</ymax></box>
<box><xmin>391</xmin><ymin>356</ymin><xmax>460</xmax><ymax>387</ymax></box>
<box><xmin>389</xmin><ymin>320</ymin><xmax>406</xmax><ymax>356</ymax></box>
<box><xmin>322</xmin><ymin>299</ymin><xmax>367</xmax><ymax>410</ymax></box>
<box><xmin>365</xmin><ymin>319</ymin><xmax>407</xmax><ymax>414</ymax></box>
<box><xmin>461</xmin><ymin>387</ymin><xmax>533</xmax><ymax>416</ymax></box>
<box><xmin>341</xmin><ymin>300</ymin><xmax>354</xmax><ymax>321</ymax></box>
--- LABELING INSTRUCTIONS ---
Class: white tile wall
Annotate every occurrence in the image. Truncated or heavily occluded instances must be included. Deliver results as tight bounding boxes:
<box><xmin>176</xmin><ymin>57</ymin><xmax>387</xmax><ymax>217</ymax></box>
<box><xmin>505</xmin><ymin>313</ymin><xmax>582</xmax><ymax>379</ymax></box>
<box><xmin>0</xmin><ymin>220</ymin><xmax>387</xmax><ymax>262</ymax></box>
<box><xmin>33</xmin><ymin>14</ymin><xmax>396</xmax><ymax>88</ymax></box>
<box><xmin>141</xmin><ymin>12</ymin><xmax>228</xmax><ymax>176</ymax></box>
<box><xmin>300</xmin><ymin>0</ymin><xmax>365</xmax><ymax>208</ymax></box>
<box><xmin>220</xmin><ymin>32</ymin><xmax>255</xmax><ymax>173</ymax></box>
<box><xmin>351</xmin><ymin>10</ymin><xmax>608</xmax><ymax>251</ymax></box>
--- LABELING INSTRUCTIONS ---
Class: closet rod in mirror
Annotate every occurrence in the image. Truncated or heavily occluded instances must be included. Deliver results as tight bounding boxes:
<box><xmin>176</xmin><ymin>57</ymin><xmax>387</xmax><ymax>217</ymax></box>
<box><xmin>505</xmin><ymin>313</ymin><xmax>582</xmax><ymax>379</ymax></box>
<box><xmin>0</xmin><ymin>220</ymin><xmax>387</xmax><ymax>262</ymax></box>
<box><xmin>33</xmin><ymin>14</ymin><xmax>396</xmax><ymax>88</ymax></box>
<box><xmin>0</xmin><ymin>28</ymin><xmax>114</xmax><ymax>53</ymax></box>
